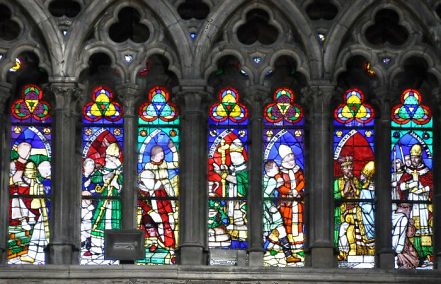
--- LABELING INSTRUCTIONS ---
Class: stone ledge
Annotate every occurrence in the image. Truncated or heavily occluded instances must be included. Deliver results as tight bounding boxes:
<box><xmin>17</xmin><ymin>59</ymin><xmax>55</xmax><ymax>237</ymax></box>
<box><xmin>0</xmin><ymin>265</ymin><xmax>440</xmax><ymax>283</ymax></box>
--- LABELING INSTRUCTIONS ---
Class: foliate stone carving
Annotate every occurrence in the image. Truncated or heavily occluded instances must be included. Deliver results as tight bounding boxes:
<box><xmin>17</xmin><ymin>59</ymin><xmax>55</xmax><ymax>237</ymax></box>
<box><xmin>176</xmin><ymin>87</ymin><xmax>210</xmax><ymax>113</ymax></box>
<box><xmin>301</xmin><ymin>84</ymin><xmax>334</xmax><ymax>108</ymax></box>
<box><xmin>0</xmin><ymin>82</ymin><xmax>12</xmax><ymax>113</ymax></box>
<box><xmin>47</xmin><ymin>84</ymin><xmax>82</xmax><ymax>115</ymax></box>
<box><xmin>116</xmin><ymin>83</ymin><xmax>142</xmax><ymax>116</ymax></box>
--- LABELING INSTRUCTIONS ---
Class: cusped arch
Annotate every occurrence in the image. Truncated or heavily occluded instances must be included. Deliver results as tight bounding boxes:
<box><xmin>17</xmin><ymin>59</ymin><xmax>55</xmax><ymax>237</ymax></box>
<box><xmin>204</xmin><ymin>49</ymin><xmax>250</xmax><ymax>82</ymax></box>
<box><xmin>15</xmin><ymin>0</ymin><xmax>63</xmax><ymax>77</ymax></box>
<box><xmin>389</xmin><ymin>48</ymin><xmax>441</xmax><ymax>88</ymax></box>
<box><xmin>333</xmin><ymin>45</ymin><xmax>385</xmax><ymax>86</ymax></box>
<box><xmin>131</xmin><ymin>47</ymin><xmax>182</xmax><ymax>82</ymax></box>
<box><xmin>65</xmin><ymin>0</ymin><xmax>190</xmax><ymax>80</ymax></box>
<box><xmin>195</xmin><ymin>0</ymin><xmax>321</xmax><ymax>80</ymax></box>
<box><xmin>325</xmin><ymin>0</ymin><xmax>439</xmax><ymax>79</ymax></box>
<box><xmin>74</xmin><ymin>44</ymin><xmax>125</xmax><ymax>82</ymax></box>
<box><xmin>264</xmin><ymin>50</ymin><xmax>311</xmax><ymax>84</ymax></box>
<box><xmin>1</xmin><ymin>45</ymin><xmax>51</xmax><ymax>82</ymax></box>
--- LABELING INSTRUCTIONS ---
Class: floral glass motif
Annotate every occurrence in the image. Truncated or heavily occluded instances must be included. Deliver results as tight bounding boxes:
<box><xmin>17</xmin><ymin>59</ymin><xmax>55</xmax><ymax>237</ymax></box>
<box><xmin>138</xmin><ymin>86</ymin><xmax>179</xmax><ymax>124</ymax></box>
<box><xmin>390</xmin><ymin>89</ymin><xmax>433</xmax><ymax>269</ymax></box>
<box><xmin>334</xmin><ymin>89</ymin><xmax>374</xmax><ymax>127</ymax></box>
<box><xmin>333</xmin><ymin>88</ymin><xmax>376</xmax><ymax>268</ymax></box>
<box><xmin>391</xmin><ymin>89</ymin><xmax>432</xmax><ymax>128</ymax></box>
<box><xmin>263</xmin><ymin>88</ymin><xmax>303</xmax><ymax>126</ymax></box>
<box><xmin>209</xmin><ymin>87</ymin><xmax>248</xmax><ymax>126</ymax></box>
<box><xmin>8</xmin><ymin>84</ymin><xmax>52</xmax><ymax>265</ymax></box>
<box><xmin>262</xmin><ymin>88</ymin><xmax>305</xmax><ymax>267</ymax></box>
<box><xmin>81</xmin><ymin>86</ymin><xmax>123</xmax><ymax>265</ymax></box>
<box><xmin>137</xmin><ymin>86</ymin><xmax>180</xmax><ymax>265</ymax></box>
<box><xmin>83</xmin><ymin>86</ymin><xmax>123</xmax><ymax>123</ymax></box>
<box><xmin>208</xmin><ymin>87</ymin><xmax>249</xmax><ymax>251</ymax></box>
<box><xmin>11</xmin><ymin>84</ymin><xmax>51</xmax><ymax>124</ymax></box>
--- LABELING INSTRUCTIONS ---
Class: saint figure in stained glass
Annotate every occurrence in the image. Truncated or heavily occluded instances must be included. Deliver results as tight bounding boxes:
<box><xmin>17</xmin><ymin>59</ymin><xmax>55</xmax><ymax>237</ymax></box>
<box><xmin>262</xmin><ymin>88</ymin><xmax>305</xmax><ymax>267</ymax></box>
<box><xmin>391</xmin><ymin>89</ymin><xmax>433</xmax><ymax>269</ymax></box>
<box><xmin>137</xmin><ymin>86</ymin><xmax>179</xmax><ymax>265</ymax></box>
<box><xmin>208</xmin><ymin>87</ymin><xmax>248</xmax><ymax>250</ymax></box>
<box><xmin>333</xmin><ymin>88</ymin><xmax>375</xmax><ymax>268</ymax></box>
<box><xmin>81</xmin><ymin>86</ymin><xmax>123</xmax><ymax>265</ymax></box>
<box><xmin>8</xmin><ymin>84</ymin><xmax>52</xmax><ymax>265</ymax></box>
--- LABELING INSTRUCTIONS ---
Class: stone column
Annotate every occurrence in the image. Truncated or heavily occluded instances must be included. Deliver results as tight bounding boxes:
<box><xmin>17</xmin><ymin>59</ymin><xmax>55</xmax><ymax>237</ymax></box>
<box><xmin>176</xmin><ymin>86</ymin><xmax>208</xmax><ymax>265</ymax></box>
<box><xmin>432</xmin><ymin>88</ymin><xmax>441</xmax><ymax>269</ymax></box>
<box><xmin>116</xmin><ymin>84</ymin><xmax>141</xmax><ymax>231</ymax></box>
<box><xmin>374</xmin><ymin>89</ymin><xmax>394</xmax><ymax>269</ymax></box>
<box><xmin>245</xmin><ymin>85</ymin><xmax>268</xmax><ymax>266</ymax></box>
<box><xmin>304</xmin><ymin>82</ymin><xmax>335</xmax><ymax>268</ymax></box>
<box><xmin>46</xmin><ymin>83</ymin><xmax>82</xmax><ymax>264</ymax></box>
<box><xmin>0</xmin><ymin>82</ymin><xmax>12</xmax><ymax>264</ymax></box>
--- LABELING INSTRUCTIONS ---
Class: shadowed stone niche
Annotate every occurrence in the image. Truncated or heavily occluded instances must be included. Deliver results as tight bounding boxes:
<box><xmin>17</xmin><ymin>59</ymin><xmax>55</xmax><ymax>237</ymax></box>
<box><xmin>0</xmin><ymin>4</ymin><xmax>20</xmax><ymax>41</ymax></box>
<box><xmin>393</xmin><ymin>57</ymin><xmax>437</xmax><ymax>90</ymax></box>
<box><xmin>79</xmin><ymin>52</ymin><xmax>121</xmax><ymax>86</ymax></box>
<box><xmin>208</xmin><ymin>55</ymin><xmax>248</xmax><ymax>91</ymax></box>
<box><xmin>266</xmin><ymin>55</ymin><xmax>307</xmax><ymax>92</ymax></box>
<box><xmin>305</xmin><ymin>0</ymin><xmax>338</xmax><ymax>20</ymax></box>
<box><xmin>337</xmin><ymin>55</ymin><xmax>377</xmax><ymax>91</ymax></box>
<box><xmin>48</xmin><ymin>0</ymin><xmax>81</xmax><ymax>18</ymax></box>
<box><xmin>237</xmin><ymin>9</ymin><xmax>278</xmax><ymax>45</ymax></box>
<box><xmin>177</xmin><ymin>0</ymin><xmax>210</xmax><ymax>20</ymax></box>
<box><xmin>109</xmin><ymin>7</ymin><xmax>150</xmax><ymax>43</ymax></box>
<box><xmin>436</xmin><ymin>3</ymin><xmax>441</xmax><ymax>20</ymax></box>
<box><xmin>365</xmin><ymin>9</ymin><xmax>409</xmax><ymax>46</ymax></box>
<box><xmin>6</xmin><ymin>52</ymin><xmax>48</xmax><ymax>94</ymax></box>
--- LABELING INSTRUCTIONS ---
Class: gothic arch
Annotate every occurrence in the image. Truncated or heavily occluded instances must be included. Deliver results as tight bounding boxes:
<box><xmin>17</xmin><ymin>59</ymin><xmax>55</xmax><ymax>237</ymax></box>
<box><xmin>195</xmin><ymin>0</ymin><xmax>321</xmax><ymax>81</ymax></box>
<box><xmin>65</xmin><ymin>0</ymin><xmax>189</xmax><ymax>79</ymax></box>
<box><xmin>15</xmin><ymin>0</ymin><xmax>63</xmax><ymax>77</ymax></box>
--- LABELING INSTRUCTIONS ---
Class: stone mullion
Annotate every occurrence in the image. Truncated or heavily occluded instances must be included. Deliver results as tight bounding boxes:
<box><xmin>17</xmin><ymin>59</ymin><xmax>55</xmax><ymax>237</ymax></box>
<box><xmin>306</xmin><ymin>83</ymin><xmax>335</xmax><ymax>268</ymax></box>
<box><xmin>47</xmin><ymin>83</ymin><xmax>80</xmax><ymax>264</ymax></box>
<box><xmin>0</xmin><ymin>82</ymin><xmax>12</xmax><ymax>264</ymax></box>
<box><xmin>246</xmin><ymin>86</ymin><xmax>266</xmax><ymax>266</ymax></box>
<box><xmin>433</xmin><ymin>88</ymin><xmax>441</xmax><ymax>269</ymax></box>
<box><xmin>177</xmin><ymin>89</ymin><xmax>207</xmax><ymax>265</ymax></box>
<box><xmin>374</xmin><ymin>91</ymin><xmax>394</xmax><ymax>269</ymax></box>
<box><xmin>117</xmin><ymin>84</ymin><xmax>141</xmax><ymax>231</ymax></box>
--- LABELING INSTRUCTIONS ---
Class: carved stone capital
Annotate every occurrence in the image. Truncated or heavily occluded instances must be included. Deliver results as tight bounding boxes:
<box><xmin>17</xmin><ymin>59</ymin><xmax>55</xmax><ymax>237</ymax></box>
<box><xmin>374</xmin><ymin>92</ymin><xmax>391</xmax><ymax>120</ymax></box>
<box><xmin>47</xmin><ymin>83</ymin><xmax>82</xmax><ymax>115</ymax></box>
<box><xmin>430</xmin><ymin>25</ymin><xmax>441</xmax><ymax>51</ymax></box>
<box><xmin>116</xmin><ymin>83</ymin><xmax>142</xmax><ymax>116</ymax></box>
<box><xmin>243</xmin><ymin>85</ymin><xmax>270</xmax><ymax>108</ymax></box>
<box><xmin>0</xmin><ymin>82</ymin><xmax>12</xmax><ymax>113</ymax></box>
<box><xmin>302</xmin><ymin>83</ymin><xmax>334</xmax><ymax>107</ymax></box>
<box><xmin>431</xmin><ymin>87</ymin><xmax>441</xmax><ymax>105</ymax></box>
<box><xmin>175</xmin><ymin>87</ymin><xmax>210</xmax><ymax>113</ymax></box>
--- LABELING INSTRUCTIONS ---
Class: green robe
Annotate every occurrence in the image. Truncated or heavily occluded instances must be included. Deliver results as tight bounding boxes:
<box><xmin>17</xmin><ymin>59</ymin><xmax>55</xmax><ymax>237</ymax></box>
<box><xmin>90</xmin><ymin>169</ymin><xmax>123</xmax><ymax>237</ymax></box>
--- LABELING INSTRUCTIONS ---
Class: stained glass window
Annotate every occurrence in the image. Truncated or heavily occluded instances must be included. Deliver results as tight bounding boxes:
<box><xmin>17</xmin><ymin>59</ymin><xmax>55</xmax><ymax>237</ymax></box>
<box><xmin>208</xmin><ymin>87</ymin><xmax>249</xmax><ymax>250</ymax></box>
<box><xmin>390</xmin><ymin>89</ymin><xmax>433</xmax><ymax>269</ymax></box>
<box><xmin>81</xmin><ymin>86</ymin><xmax>123</xmax><ymax>264</ymax></box>
<box><xmin>137</xmin><ymin>86</ymin><xmax>179</xmax><ymax>265</ymax></box>
<box><xmin>262</xmin><ymin>88</ymin><xmax>305</xmax><ymax>267</ymax></box>
<box><xmin>8</xmin><ymin>84</ymin><xmax>52</xmax><ymax>264</ymax></box>
<box><xmin>333</xmin><ymin>88</ymin><xmax>375</xmax><ymax>268</ymax></box>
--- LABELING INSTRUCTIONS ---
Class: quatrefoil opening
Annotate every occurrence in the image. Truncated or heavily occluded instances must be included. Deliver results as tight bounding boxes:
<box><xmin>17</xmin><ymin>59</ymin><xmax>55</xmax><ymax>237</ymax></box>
<box><xmin>0</xmin><ymin>4</ymin><xmax>20</xmax><ymax>40</ymax></box>
<box><xmin>365</xmin><ymin>9</ymin><xmax>409</xmax><ymax>46</ymax></box>
<box><xmin>48</xmin><ymin>0</ymin><xmax>81</xmax><ymax>18</ymax></box>
<box><xmin>237</xmin><ymin>9</ymin><xmax>279</xmax><ymax>45</ymax></box>
<box><xmin>178</xmin><ymin>0</ymin><xmax>210</xmax><ymax>20</ymax></box>
<box><xmin>305</xmin><ymin>0</ymin><xmax>338</xmax><ymax>20</ymax></box>
<box><xmin>109</xmin><ymin>7</ymin><xmax>150</xmax><ymax>43</ymax></box>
